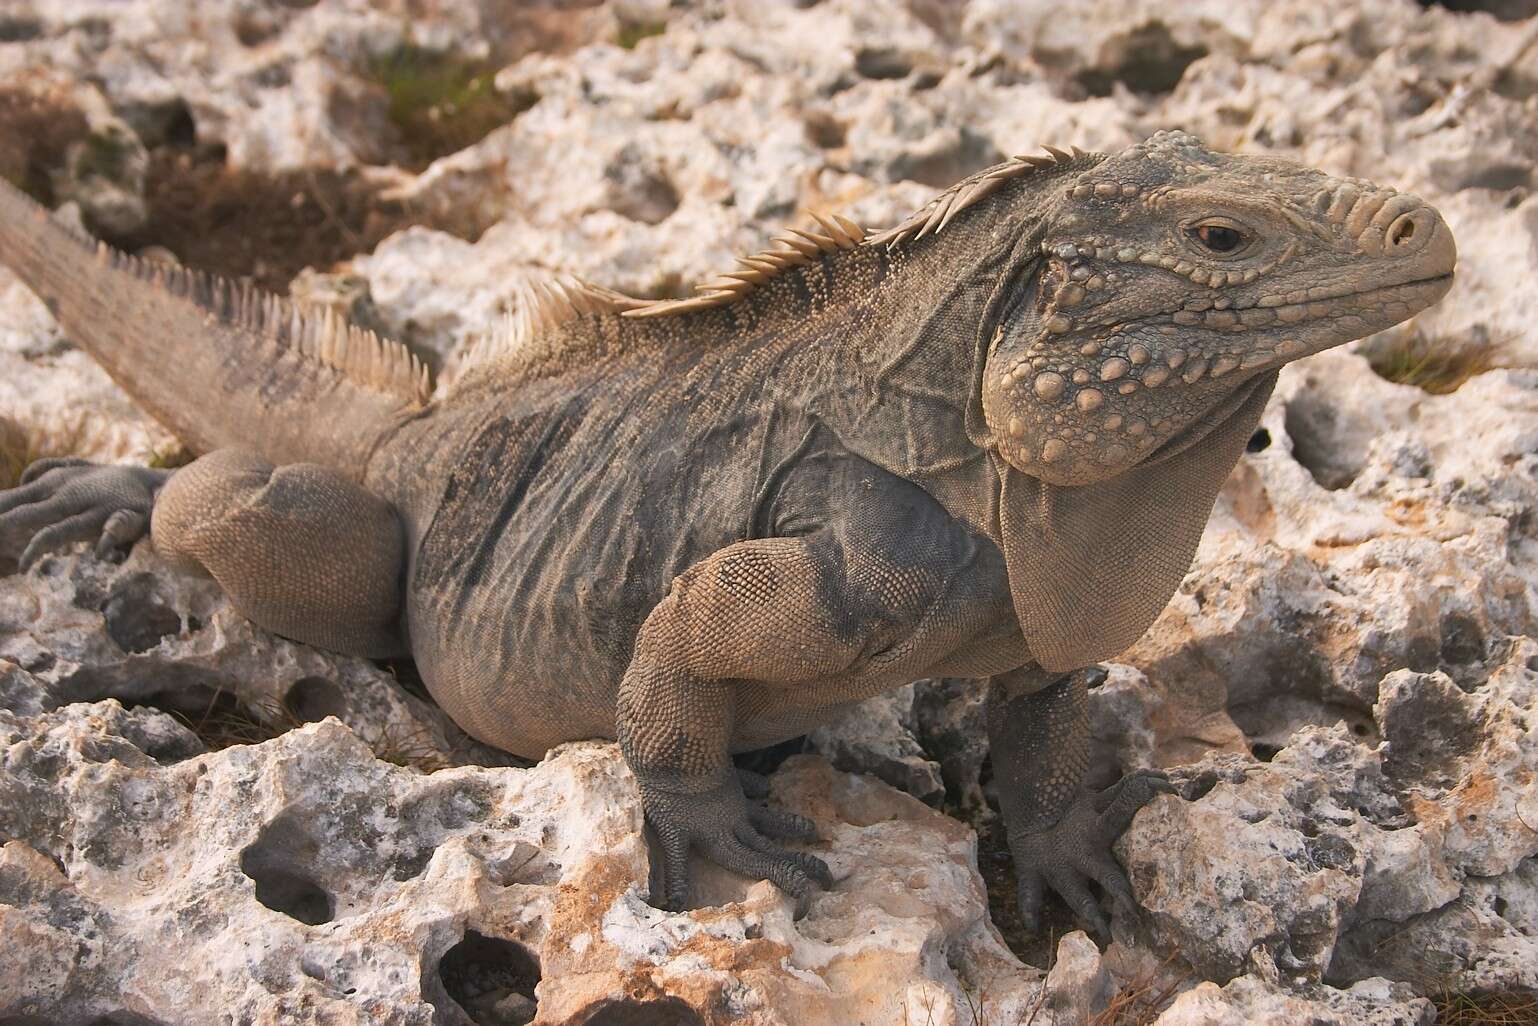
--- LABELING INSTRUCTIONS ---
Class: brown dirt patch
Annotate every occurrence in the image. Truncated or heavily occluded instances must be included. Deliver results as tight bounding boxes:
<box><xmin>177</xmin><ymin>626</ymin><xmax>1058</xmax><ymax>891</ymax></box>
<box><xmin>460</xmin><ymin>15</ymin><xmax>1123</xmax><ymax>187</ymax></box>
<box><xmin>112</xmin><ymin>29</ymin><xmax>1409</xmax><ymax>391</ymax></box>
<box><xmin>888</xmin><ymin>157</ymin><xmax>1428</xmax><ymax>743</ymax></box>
<box><xmin>100</xmin><ymin>146</ymin><xmax>442</xmax><ymax>293</ymax></box>
<box><xmin>0</xmin><ymin>81</ymin><xmax>91</xmax><ymax>205</ymax></box>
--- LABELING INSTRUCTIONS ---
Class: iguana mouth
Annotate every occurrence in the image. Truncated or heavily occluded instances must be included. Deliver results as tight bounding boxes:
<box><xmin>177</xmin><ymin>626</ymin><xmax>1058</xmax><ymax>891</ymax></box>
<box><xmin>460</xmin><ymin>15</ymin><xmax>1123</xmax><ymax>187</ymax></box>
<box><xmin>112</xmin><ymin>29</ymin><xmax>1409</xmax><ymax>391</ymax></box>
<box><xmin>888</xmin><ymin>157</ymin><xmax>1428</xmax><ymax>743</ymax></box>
<box><xmin>1279</xmin><ymin>269</ymin><xmax>1453</xmax><ymax>305</ymax></box>
<box><xmin>1135</xmin><ymin>270</ymin><xmax>1454</xmax><ymax>472</ymax></box>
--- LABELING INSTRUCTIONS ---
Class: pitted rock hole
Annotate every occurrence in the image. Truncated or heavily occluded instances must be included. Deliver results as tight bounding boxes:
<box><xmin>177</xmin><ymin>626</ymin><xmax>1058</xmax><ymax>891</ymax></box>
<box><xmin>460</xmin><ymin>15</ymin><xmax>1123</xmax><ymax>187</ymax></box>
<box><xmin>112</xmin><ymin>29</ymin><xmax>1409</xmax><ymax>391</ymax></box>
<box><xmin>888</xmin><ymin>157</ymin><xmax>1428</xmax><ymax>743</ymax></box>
<box><xmin>282</xmin><ymin>676</ymin><xmax>349</xmax><ymax>723</ymax></box>
<box><xmin>854</xmin><ymin>46</ymin><xmax>914</xmax><ymax>80</ymax></box>
<box><xmin>100</xmin><ymin>572</ymin><xmax>184</xmax><ymax>653</ymax></box>
<box><xmin>1283</xmin><ymin>393</ymin><xmax>1360</xmax><ymax>490</ymax></box>
<box><xmin>579</xmin><ymin>997</ymin><xmax>705</xmax><ymax>1026</ymax></box>
<box><xmin>1246</xmin><ymin>428</ymin><xmax>1272</xmax><ymax>453</ymax></box>
<box><xmin>438</xmin><ymin>931</ymin><xmax>541</xmax><ymax>1026</ymax></box>
<box><xmin>1420</xmin><ymin>0</ymin><xmax>1538</xmax><ymax>20</ymax></box>
<box><xmin>240</xmin><ymin>819</ymin><xmax>334</xmax><ymax>925</ymax></box>
<box><xmin>0</xmin><ymin>14</ymin><xmax>40</xmax><ymax>41</ymax></box>
<box><xmin>242</xmin><ymin>858</ymin><xmax>332</xmax><ymax>925</ymax></box>
<box><xmin>803</xmin><ymin>110</ymin><xmax>846</xmax><ymax>149</ymax></box>
<box><xmin>602</xmin><ymin>145</ymin><xmax>680</xmax><ymax>225</ymax></box>
<box><xmin>1439</xmin><ymin>612</ymin><xmax>1487</xmax><ymax>672</ymax></box>
<box><xmin>1075</xmin><ymin>23</ymin><xmax>1208</xmax><ymax>96</ymax></box>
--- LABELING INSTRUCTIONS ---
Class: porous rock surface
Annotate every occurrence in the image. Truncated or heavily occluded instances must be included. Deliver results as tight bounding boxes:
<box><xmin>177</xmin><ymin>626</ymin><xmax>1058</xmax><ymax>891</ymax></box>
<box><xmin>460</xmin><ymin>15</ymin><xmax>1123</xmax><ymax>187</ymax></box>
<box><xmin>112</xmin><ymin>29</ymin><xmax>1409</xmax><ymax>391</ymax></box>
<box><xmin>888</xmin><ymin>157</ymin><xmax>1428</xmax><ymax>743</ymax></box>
<box><xmin>2</xmin><ymin>0</ymin><xmax>1537</xmax><ymax>1023</ymax></box>
<box><xmin>0</xmin><ymin>702</ymin><xmax>1048</xmax><ymax>1025</ymax></box>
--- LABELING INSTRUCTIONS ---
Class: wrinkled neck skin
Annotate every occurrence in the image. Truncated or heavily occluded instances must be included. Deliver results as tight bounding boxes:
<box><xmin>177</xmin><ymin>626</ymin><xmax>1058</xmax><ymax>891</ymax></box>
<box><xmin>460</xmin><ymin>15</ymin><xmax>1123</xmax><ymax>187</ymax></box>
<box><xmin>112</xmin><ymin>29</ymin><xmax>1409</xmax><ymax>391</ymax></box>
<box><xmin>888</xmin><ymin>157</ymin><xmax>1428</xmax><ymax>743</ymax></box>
<box><xmin>787</xmin><ymin>193</ymin><xmax>1055</xmax><ymax>543</ymax></box>
<box><xmin>979</xmin><ymin>273</ymin><xmax>1279</xmax><ymax>672</ymax></box>
<box><xmin>799</xmin><ymin>187</ymin><xmax>1276</xmax><ymax>674</ymax></box>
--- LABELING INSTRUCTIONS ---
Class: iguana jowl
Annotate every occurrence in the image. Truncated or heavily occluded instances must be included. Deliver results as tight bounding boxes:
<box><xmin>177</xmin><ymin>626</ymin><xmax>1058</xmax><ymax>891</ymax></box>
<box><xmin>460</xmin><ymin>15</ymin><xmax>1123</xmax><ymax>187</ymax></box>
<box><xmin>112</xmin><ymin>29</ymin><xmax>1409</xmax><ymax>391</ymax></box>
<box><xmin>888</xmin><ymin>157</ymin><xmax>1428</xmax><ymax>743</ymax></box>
<box><xmin>0</xmin><ymin>132</ymin><xmax>1455</xmax><ymax>932</ymax></box>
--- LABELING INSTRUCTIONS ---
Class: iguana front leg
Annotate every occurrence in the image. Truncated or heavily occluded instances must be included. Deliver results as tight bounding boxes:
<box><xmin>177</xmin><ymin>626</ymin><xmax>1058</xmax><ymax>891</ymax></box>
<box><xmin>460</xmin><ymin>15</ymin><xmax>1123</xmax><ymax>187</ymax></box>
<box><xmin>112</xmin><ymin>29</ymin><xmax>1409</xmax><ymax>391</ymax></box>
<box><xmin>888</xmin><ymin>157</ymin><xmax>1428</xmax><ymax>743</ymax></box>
<box><xmin>987</xmin><ymin>668</ymin><xmax>1174</xmax><ymax>936</ymax></box>
<box><xmin>617</xmin><ymin>536</ymin><xmax>849</xmax><ymax>911</ymax></box>
<box><xmin>618</xmin><ymin>490</ymin><xmax>1008</xmax><ymax>912</ymax></box>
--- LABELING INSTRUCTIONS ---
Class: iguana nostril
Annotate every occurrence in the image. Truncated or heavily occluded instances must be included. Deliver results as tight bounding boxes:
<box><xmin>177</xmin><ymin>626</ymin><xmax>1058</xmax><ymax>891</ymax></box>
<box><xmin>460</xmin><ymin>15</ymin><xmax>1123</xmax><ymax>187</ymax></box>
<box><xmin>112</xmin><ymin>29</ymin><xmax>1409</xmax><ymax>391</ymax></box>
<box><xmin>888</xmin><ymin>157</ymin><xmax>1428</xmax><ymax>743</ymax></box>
<box><xmin>1389</xmin><ymin>213</ymin><xmax>1418</xmax><ymax>247</ymax></box>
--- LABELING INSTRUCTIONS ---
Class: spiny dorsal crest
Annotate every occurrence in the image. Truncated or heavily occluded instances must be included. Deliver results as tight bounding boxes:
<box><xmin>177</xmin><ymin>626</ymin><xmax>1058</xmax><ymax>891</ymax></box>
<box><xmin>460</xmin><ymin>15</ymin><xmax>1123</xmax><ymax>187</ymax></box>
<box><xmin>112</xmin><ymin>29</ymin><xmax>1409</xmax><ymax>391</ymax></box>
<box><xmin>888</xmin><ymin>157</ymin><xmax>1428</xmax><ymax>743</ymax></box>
<box><xmin>865</xmin><ymin>144</ymin><xmax>1084</xmax><ymax>248</ymax></box>
<box><xmin>460</xmin><ymin>142</ymin><xmax>1088</xmax><ymax>346</ymax></box>
<box><xmin>621</xmin><ymin>211</ymin><xmax>866</xmax><ymax>319</ymax></box>
<box><xmin>619</xmin><ymin>143</ymin><xmax>1084</xmax><ymax>320</ymax></box>
<box><xmin>94</xmin><ymin>242</ymin><xmax>432</xmax><ymax>405</ymax></box>
<box><xmin>457</xmin><ymin>272</ymin><xmax>653</xmax><ymax>372</ymax></box>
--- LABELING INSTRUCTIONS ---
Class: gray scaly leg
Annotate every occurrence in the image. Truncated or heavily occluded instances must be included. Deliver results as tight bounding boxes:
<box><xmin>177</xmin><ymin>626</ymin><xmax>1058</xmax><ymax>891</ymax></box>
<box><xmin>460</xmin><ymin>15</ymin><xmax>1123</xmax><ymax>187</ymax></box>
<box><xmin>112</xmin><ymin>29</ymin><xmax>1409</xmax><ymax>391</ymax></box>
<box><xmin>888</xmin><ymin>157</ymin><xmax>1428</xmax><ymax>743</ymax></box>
<box><xmin>987</xmin><ymin>669</ymin><xmax>1175</xmax><ymax>938</ymax></box>
<box><xmin>2</xmin><ymin>448</ymin><xmax>405</xmax><ymax>658</ymax></box>
<box><xmin>0</xmin><ymin>459</ymin><xmax>168</xmax><ymax>569</ymax></box>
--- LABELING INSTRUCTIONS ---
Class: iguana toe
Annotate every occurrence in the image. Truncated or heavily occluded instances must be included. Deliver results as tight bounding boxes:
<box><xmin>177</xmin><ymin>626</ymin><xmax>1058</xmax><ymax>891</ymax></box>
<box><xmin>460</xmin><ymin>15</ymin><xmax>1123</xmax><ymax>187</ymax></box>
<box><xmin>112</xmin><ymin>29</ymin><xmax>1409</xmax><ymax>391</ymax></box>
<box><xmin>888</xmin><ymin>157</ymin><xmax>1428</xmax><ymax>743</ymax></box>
<box><xmin>641</xmin><ymin>779</ymin><xmax>829</xmax><ymax>916</ymax></box>
<box><xmin>1007</xmin><ymin>769</ymin><xmax>1174</xmax><ymax>939</ymax></box>
<box><xmin>1</xmin><ymin>461</ymin><xmax>166</xmax><ymax>570</ymax></box>
<box><xmin>93</xmin><ymin>508</ymin><xmax>150</xmax><ymax>562</ymax></box>
<box><xmin>747</xmin><ymin>804</ymin><xmax>819</xmax><ymax>842</ymax></box>
<box><xmin>19</xmin><ymin>457</ymin><xmax>90</xmax><ymax>484</ymax></box>
<box><xmin>734</xmin><ymin>766</ymin><xmax>772</xmax><ymax>799</ymax></box>
<box><xmin>1092</xmin><ymin>768</ymin><xmax>1177</xmax><ymax>832</ymax></box>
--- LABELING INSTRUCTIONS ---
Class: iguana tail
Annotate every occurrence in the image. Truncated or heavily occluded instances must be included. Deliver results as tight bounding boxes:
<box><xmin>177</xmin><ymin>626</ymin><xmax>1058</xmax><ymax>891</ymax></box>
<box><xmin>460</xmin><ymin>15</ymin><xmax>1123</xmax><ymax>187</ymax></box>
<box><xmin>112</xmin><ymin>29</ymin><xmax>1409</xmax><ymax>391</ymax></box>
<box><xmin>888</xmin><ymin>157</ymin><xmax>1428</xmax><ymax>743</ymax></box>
<box><xmin>0</xmin><ymin>176</ymin><xmax>431</xmax><ymax>478</ymax></box>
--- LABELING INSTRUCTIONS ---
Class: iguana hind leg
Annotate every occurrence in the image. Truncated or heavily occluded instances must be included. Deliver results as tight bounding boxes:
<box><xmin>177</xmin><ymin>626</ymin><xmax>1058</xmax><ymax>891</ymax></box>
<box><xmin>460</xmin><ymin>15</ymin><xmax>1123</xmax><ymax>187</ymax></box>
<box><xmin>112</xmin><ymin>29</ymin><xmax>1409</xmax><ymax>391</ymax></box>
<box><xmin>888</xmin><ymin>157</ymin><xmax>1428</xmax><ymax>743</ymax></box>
<box><xmin>3</xmin><ymin>448</ymin><xmax>405</xmax><ymax>657</ymax></box>
<box><xmin>151</xmin><ymin>448</ymin><xmax>405</xmax><ymax>657</ymax></box>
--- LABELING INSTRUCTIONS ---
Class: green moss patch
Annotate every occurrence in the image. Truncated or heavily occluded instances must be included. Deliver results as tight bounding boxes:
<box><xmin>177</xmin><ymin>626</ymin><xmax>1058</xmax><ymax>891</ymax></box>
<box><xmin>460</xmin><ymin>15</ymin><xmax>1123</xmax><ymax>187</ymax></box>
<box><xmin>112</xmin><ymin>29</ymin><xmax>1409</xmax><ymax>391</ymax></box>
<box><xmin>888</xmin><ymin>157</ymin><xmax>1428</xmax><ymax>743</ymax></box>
<box><xmin>365</xmin><ymin>45</ymin><xmax>528</xmax><ymax>170</ymax></box>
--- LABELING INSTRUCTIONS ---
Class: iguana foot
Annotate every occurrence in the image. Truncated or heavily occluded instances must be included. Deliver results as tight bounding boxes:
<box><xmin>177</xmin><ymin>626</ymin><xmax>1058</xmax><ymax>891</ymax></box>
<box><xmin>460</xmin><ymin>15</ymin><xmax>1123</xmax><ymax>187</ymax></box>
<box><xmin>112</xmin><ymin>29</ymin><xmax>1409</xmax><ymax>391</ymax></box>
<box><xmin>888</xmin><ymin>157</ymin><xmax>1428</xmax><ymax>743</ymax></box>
<box><xmin>0</xmin><ymin>460</ymin><xmax>166</xmax><ymax>570</ymax></box>
<box><xmin>642</xmin><ymin>777</ymin><xmax>833</xmax><ymax>916</ymax></box>
<box><xmin>1006</xmin><ymin>768</ymin><xmax>1175</xmax><ymax>938</ymax></box>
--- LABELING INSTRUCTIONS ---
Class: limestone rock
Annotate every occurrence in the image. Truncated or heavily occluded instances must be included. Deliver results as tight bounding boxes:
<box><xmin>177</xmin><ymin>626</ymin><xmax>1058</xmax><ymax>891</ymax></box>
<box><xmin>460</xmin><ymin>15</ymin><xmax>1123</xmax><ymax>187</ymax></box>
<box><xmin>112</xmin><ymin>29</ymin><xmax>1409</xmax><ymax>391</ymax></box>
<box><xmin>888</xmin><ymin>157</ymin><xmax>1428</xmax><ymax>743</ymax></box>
<box><xmin>1150</xmin><ymin>975</ymin><xmax>1433</xmax><ymax>1026</ymax></box>
<box><xmin>0</xmin><ymin>701</ymin><xmax>1071</xmax><ymax>1026</ymax></box>
<box><xmin>805</xmin><ymin>682</ymin><xmax>945</xmax><ymax>805</ymax></box>
<box><xmin>1042</xmin><ymin>931</ymin><xmax>1116</xmax><ymax>1020</ymax></box>
<box><xmin>0</xmin><ymin>547</ymin><xmax>512</xmax><ymax>771</ymax></box>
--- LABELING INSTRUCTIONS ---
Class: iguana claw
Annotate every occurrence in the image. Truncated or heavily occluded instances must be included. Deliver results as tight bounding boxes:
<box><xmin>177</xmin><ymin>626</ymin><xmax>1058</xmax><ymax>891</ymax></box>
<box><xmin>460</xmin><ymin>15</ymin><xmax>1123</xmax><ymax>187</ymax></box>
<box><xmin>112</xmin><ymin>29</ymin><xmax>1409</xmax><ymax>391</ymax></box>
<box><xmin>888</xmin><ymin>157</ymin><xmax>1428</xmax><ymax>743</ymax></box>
<box><xmin>0</xmin><ymin>460</ymin><xmax>167</xmax><ymax>571</ymax></box>
<box><xmin>1006</xmin><ymin>768</ymin><xmax>1175</xmax><ymax>938</ymax></box>
<box><xmin>642</xmin><ymin>779</ymin><xmax>832</xmax><ymax>917</ymax></box>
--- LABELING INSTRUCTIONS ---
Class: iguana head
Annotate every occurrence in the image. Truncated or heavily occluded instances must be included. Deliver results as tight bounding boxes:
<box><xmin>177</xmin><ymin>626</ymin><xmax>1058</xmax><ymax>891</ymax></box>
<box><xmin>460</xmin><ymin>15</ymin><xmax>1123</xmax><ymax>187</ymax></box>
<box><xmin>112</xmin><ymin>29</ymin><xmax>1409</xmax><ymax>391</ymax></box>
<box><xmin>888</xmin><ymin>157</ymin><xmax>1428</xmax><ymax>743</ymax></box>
<box><xmin>981</xmin><ymin>131</ymin><xmax>1456</xmax><ymax>485</ymax></box>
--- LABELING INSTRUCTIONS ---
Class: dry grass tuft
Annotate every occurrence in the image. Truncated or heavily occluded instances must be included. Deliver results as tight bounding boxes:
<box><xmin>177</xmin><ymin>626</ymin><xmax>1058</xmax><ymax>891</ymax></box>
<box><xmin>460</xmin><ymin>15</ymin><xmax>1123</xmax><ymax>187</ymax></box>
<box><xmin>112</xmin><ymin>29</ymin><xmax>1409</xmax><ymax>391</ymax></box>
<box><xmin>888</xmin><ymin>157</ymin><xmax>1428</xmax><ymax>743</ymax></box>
<box><xmin>1365</xmin><ymin>324</ymin><xmax>1503</xmax><ymax>395</ymax></box>
<box><xmin>365</xmin><ymin>45</ymin><xmax>529</xmax><ymax>171</ymax></box>
<box><xmin>1432</xmin><ymin>989</ymin><xmax>1538</xmax><ymax>1026</ymax></box>
<box><xmin>158</xmin><ymin>682</ymin><xmax>450</xmax><ymax>771</ymax></box>
<box><xmin>1088</xmin><ymin>954</ymin><xmax>1191</xmax><ymax>1026</ymax></box>
<box><xmin>615</xmin><ymin>19</ymin><xmax>667</xmax><ymax>49</ymax></box>
<box><xmin>0</xmin><ymin>415</ymin><xmax>90</xmax><ymax>490</ymax></box>
<box><xmin>144</xmin><ymin>440</ymin><xmax>195</xmax><ymax>470</ymax></box>
<box><xmin>157</xmin><ymin>687</ymin><xmax>297</xmax><ymax>751</ymax></box>
<box><xmin>367</xmin><ymin>718</ymin><xmax>450</xmax><ymax>772</ymax></box>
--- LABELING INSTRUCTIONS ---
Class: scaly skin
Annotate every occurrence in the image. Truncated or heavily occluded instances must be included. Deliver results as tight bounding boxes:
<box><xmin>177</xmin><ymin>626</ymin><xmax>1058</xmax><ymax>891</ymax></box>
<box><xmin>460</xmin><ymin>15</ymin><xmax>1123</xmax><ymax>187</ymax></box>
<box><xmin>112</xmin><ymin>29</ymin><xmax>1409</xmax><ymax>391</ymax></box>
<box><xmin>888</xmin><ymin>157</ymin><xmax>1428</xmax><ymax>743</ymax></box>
<box><xmin>0</xmin><ymin>132</ymin><xmax>1456</xmax><ymax>931</ymax></box>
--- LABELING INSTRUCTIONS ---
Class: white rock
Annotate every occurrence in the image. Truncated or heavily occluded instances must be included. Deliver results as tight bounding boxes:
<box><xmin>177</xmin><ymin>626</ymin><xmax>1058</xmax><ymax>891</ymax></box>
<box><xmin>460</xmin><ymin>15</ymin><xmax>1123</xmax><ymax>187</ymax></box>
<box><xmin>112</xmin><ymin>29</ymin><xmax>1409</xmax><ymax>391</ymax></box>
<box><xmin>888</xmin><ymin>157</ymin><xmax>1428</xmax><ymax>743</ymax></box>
<box><xmin>0</xmin><ymin>701</ymin><xmax>1071</xmax><ymax>1026</ymax></box>
<box><xmin>0</xmin><ymin>548</ymin><xmax>510</xmax><ymax>771</ymax></box>
<box><xmin>1150</xmin><ymin>975</ymin><xmax>1432</xmax><ymax>1026</ymax></box>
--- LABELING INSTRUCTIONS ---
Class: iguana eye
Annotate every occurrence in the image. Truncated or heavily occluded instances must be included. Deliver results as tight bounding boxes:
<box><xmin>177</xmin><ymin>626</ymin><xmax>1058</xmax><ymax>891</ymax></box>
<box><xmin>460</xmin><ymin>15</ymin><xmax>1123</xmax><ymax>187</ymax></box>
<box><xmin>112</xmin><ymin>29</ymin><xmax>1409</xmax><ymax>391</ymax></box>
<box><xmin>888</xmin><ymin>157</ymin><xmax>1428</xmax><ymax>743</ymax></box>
<box><xmin>1187</xmin><ymin>223</ymin><xmax>1246</xmax><ymax>253</ymax></box>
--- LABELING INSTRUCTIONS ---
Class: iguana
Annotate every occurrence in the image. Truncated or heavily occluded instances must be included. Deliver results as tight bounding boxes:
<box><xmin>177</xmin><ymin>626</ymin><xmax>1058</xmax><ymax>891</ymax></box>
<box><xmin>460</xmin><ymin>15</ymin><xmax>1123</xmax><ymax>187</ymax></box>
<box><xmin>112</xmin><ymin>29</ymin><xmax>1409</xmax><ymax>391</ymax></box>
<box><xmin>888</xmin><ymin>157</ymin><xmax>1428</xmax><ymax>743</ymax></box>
<box><xmin>0</xmin><ymin>132</ymin><xmax>1455</xmax><ymax>935</ymax></box>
